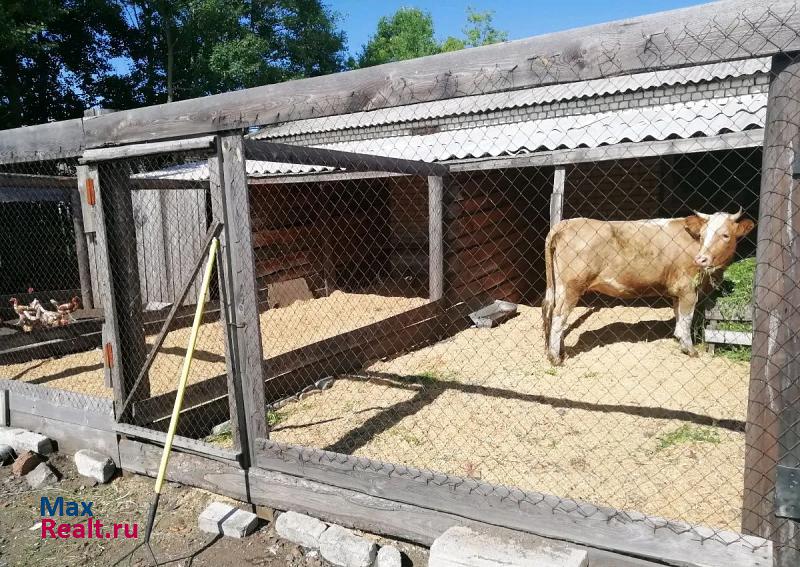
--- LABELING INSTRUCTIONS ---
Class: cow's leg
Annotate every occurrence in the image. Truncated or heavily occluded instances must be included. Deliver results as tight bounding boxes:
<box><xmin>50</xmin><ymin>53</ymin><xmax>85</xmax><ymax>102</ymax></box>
<box><xmin>672</xmin><ymin>298</ymin><xmax>681</xmax><ymax>340</ymax></box>
<box><xmin>675</xmin><ymin>293</ymin><xmax>698</xmax><ymax>357</ymax></box>
<box><xmin>547</xmin><ymin>284</ymin><xmax>582</xmax><ymax>365</ymax></box>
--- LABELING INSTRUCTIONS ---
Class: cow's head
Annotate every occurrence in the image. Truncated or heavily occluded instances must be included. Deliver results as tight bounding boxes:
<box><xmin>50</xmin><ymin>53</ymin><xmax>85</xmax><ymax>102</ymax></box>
<box><xmin>685</xmin><ymin>209</ymin><xmax>755</xmax><ymax>268</ymax></box>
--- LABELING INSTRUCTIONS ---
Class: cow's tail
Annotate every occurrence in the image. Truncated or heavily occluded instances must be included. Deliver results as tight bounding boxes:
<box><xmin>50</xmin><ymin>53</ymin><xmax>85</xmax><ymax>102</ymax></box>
<box><xmin>542</xmin><ymin>226</ymin><xmax>558</xmax><ymax>349</ymax></box>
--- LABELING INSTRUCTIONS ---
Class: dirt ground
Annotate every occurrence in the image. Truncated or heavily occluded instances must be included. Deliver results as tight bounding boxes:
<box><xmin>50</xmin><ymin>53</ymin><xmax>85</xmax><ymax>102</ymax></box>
<box><xmin>0</xmin><ymin>453</ymin><xmax>428</xmax><ymax>567</ymax></box>
<box><xmin>0</xmin><ymin>291</ymin><xmax>426</xmax><ymax>398</ymax></box>
<box><xmin>2</xmin><ymin>295</ymin><xmax>750</xmax><ymax>532</ymax></box>
<box><xmin>268</xmin><ymin>303</ymin><xmax>749</xmax><ymax>532</ymax></box>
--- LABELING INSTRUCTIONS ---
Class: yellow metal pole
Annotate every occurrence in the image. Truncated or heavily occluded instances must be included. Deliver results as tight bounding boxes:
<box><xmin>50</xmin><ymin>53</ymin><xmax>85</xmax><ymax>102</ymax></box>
<box><xmin>154</xmin><ymin>237</ymin><xmax>219</xmax><ymax>493</ymax></box>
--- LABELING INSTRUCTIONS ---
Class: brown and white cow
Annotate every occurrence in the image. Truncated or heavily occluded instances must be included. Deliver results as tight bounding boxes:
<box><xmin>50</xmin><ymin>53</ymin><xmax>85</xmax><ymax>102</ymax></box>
<box><xmin>542</xmin><ymin>210</ymin><xmax>755</xmax><ymax>365</ymax></box>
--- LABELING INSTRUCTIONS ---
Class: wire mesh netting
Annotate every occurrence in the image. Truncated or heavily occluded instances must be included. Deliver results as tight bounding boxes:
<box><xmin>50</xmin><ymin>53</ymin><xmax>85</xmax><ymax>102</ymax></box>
<box><xmin>1</xmin><ymin>3</ymin><xmax>799</xmax><ymax>562</ymax></box>
<box><xmin>0</xmin><ymin>155</ymin><xmax>112</xmax><ymax>410</ymax></box>
<box><xmin>96</xmin><ymin>152</ymin><xmax>236</xmax><ymax>446</ymax></box>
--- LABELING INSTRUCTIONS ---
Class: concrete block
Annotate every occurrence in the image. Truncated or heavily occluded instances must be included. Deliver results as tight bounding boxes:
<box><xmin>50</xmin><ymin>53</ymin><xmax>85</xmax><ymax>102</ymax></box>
<box><xmin>0</xmin><ymin>444</ymin><xmax>15</xmax><ymax>465</ymax></box>
<box><xmin>198</xmin><ymin>502</ymin><xmax>258</xmax><ymax>538</ymax></box>
<box><xmin>11</xmin><ymin>451</ymin><xmax>43</xmax><ymax>476</ymax></box>
<box><xmin>375</xmin><ymin>545</ymin><xmax>402</xmax><ymax>567</ymax></box>
<box><xmin>26</xmin><ymin>463</ymin><xmax>58</xmax><ymax>489</ymax></box>
<box><xmin>275</xmin><ymin>511</ymin><xmax>327</xmax><ymax>549</ymax></box>
<box><xmin>429</xmin><ymin>526</ymin><xmax>588</xmax><ymax>567</ymax></box>
<box><xmin>0</xmin><ymin>427</ymin><xmax>53</xmax><ymax>455</ymax></box>
<box><xmin>319</xmin><ymin>525</ymin><xmax>377</xmax><ymax>567</ymax></box>
<box><xmin>74</xmin><ymin>450</ymin><xmax>116</xmax><ymax>483</ymax></box>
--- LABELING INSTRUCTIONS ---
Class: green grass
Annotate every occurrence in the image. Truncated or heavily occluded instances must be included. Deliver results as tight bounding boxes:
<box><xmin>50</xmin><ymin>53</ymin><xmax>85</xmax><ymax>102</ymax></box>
<box><xmin>544</xmin><ymin>367</ymin><xmax>557</xmax><ymax>376</ymax></box>
<box><xmin>698</xmin><ymin>257</ymin><xmax>755</xmax><ymax>360</ymax></box>
<box><xmin>656</xmin><ymin>424</ymin><xmax>721</xmax><ymax>450</ymax></box>
<box><xmin>267</xmin><ymin>408</ymin><xmax>289</xmax><ymax>427</ymax></box>
<box><xmin>715</xmin><ymin>345</ymin><xmax>752</xmax><ymax>363</ymax></box>
<box><xmin>715</xmin><ymin>257</ymin><xmax>756</xmax><ymax>313</ymax></box>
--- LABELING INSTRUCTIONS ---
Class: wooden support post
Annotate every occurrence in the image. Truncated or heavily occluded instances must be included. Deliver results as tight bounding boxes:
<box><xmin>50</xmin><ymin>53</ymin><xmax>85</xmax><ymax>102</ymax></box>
<box><xmin>69</xmin><ymin>186</ymin><xmax>94</xmax><ymax>309</ymax></box>
<box><xmin>428</xmin><ymin>175</ymin><xmax>444</xmax><ymax>301</ymax></box>
<box><xmin>209</xmin><ymin>153</ymin><xmax>242</xmax><ymax>451</ymax></box>
<box><xmin>550</xmin><ymin>166</ymin><xmax>566</xmax><ymax>229</ymax></box>
<box><xmin>743</xmin><ymin>52</ymin><xmax>800</xmax><ymax>567</ymax></box>
<box><xmin>92</xmin><ymin>162</ymin><xmax>148</xmax><ymax>418</ymax></box>
<box><xmin>217</xmin><ymin>133</ymin><xmax>267</xmax><ymax>464</ymax></box>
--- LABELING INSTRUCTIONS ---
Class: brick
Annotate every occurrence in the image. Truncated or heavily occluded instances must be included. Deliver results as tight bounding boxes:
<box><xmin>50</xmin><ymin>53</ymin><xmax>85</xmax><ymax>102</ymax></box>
<box><xmin>0</xmin><ymin>427</ymin><xmax>53</xmax><ymax>455</ymax></box>
<box><xmin>26</xmin><ymin>463</ymin><xmax>58</xmax><ymax>489</ymax></box>
<box><xmin>319</xmin><ymin>525</ymin><xmax>377</xmax><ymax>567</ymax></box>
<box><xmin>429</xmin><ymin>526</ymin><xmax>588</xmax><ymax>567</ymax></box>
<box><xmin>11</xmin><ymin>451</ymin><xmax>43</xmax><ymax>476</ymax></box>
<box><xmin>74</xmin><ymin>450</ymin><xmax>116</xmax><ymax>483</ymax></box>
<box><xmin>375</xmin><ymin>545</ymin><xmax>402</xmax><ymax>567</ymax></box>
<box><xmin>275</xmin><ymin>511</ymin><xmax>327</xmax><ymax>549</ymax></box>
<box><xmin>198</xmin><ymin>502</ymin><xmax>258</xmax><ymax>538</ymax></box>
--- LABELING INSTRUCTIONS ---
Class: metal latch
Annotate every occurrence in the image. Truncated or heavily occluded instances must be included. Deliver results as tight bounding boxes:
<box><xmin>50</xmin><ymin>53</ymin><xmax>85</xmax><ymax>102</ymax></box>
<box><xmin>775</xmin><ymin>464</ymin><xmax>800</xmax><ymax>519</ymax></box>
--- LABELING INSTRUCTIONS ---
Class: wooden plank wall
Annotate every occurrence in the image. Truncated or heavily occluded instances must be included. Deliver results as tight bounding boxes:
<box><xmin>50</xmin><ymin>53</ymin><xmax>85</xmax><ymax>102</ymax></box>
<box><xmin>0</xmin><ymin>381</ymin><xmax>119</xmax><ymax>464</ymax></box>
<box><xmin>249</xmin><ymin>177</ymin><xmax>424</xmax><ymax>300</ymax></box>
<box><xmin>565</xmin><ymin>158</ymin><xmax>664</xmax><ymax>221</ymax></box>
<box><xmin>130</xmin><ymin>187</ymin><xmax>207</xmax><ymax>305</ymax></box>
<box><xmin>447</xmin><ymin>168</ymin><xmax>550</xmax><ymax>305</ymax></box>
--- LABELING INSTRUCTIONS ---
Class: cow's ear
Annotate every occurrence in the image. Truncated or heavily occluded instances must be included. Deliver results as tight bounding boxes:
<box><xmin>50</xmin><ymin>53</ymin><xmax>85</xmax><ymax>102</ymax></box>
<box><xmin>735</xmin><ymin>218</ymin><xmax>755</xmax><ymax>237</ymax></box>
<box><xmin>684</xmin><ymin>215</ymin><xmax>705</xmax><ymax>238</ymax></box>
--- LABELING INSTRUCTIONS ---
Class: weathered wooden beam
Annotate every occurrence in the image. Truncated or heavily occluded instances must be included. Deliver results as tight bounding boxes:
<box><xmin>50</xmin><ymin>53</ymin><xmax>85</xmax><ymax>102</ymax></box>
<box><xmin>1</xmin><ymin>1</ymin><xmax>797</xmax><ymax>161</ymax></box>
<box><xmin>94</xmin><ymin>162</ymin><xmax>148</xmax><ymax>418</ymax></box>
<box><xmin>114</xmin><ymin>422</ymin><xmax>239</xmax><ymax>462</ymax></box>
<box><xmin>244</xmin><ymin>139</ymin><xmax>449</xmax><ymax>176</ymax></box>
<box><xmin>253</xmin><ymin>440</ymin><xmax>771</xmax><ymax>567</ymax></box>
<box><xmin>69</xmin><ymin>187</ymin><xmax>94</xmax><ymax>310</ymax></box>
<box><xmin>550</xmin><ymin>166</ymin><xmax>566</xmax><ymax>228</ymax></box>
<box><xmin>743</xmin><ymin>52</ymin><xmax>800</xmax><ymax>567</ymax></box>
<box><xmin>451</xmin><ymin>130</ymin><xmax>765</xmax><ymax>172</ymax></box>
<box><xmin>80</xmin><ymin>136</ymin><xmax>216</xmax><ymax>163</ymax></box>
<box><xmin>218</xmin><ymin>133</ymin><xmax>268</xmax><ymax>464</ymax></box>
<box><xmin>119</xmin><ymin>438</ymin><xmax>683</xmax><ymax>567</ymax></box>
<box><xmin>428</xmin><ymin>176</ymin><xmax>445</xmax><ymax>301</ymax></box>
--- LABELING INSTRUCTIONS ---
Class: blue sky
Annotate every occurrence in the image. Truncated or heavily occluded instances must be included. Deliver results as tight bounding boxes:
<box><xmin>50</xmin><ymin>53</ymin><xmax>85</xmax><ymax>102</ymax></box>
<box><xmin>332</xmin><ymin>0</ymin><xmax>708</xmax><ymax>58</ymax></box>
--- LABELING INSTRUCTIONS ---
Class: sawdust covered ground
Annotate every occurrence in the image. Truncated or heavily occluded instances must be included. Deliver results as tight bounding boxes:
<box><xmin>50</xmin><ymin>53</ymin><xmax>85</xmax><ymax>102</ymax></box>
<box><xmin>2</xmin><ymin>295</ymin><xmax>749</xmax><ymax>531</ymax></box>
<box><xmin>269</xmin><ymin>303</ymin><xmax>749</xmax><ymax>532</ymax></box>
<box><xmin>0</xmin><ymin>291</ymin><xmax>426</xmax><ymax>398</ymax></box>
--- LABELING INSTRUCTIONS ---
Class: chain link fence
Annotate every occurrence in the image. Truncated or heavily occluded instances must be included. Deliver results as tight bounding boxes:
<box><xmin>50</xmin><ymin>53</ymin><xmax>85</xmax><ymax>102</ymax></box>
<box><xmin>1</xmin><ymin>3</ymin><xmax>799</xmax><ymax>562</ymax></box>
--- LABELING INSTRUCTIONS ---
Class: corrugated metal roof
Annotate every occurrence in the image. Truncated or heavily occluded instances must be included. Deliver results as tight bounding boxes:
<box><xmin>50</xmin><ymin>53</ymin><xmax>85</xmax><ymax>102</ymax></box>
<box><xmin>254</xmin><ymin>58</ymin><xmax>770</xmax><ymax>139</ymax></box>
<box><xmin>139</xmin><ymin>92</ymin><xmax>766</xmax><ymax>180</ymax></box>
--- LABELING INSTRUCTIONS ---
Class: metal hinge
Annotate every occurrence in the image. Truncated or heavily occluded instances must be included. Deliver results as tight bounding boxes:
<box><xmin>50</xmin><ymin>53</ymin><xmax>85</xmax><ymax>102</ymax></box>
<box><xmin>775</xmin><ymin>464</ymin><xmax>800</xmax><ymax>519</ymax></box>
<box><xmin>793</xmin><ymin>155</ymin><xmax>800</xmax><ymax>179</ymax></box>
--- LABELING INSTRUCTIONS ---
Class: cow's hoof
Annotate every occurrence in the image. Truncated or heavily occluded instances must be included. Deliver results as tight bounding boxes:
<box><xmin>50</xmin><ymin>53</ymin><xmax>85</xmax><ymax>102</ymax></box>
<box><xmin>547</xmin><ymin>355</ymin><xmax>563</xmax><ymax>367</ymax></box>
<box><xmin>681</xmin><ymin>346</ymin><xmax>698</xmax><ymax>357</ymax></box>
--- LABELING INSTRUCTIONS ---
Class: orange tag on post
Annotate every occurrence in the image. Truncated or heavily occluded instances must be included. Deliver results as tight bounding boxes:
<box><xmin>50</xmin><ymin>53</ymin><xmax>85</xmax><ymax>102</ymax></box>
<box><xmin>86</xmin><ymin>178</ymin><xmax>96</xmax><ymax>206</ymax></box>
<box><xmin>104</xmin><ymin>343</ymin><xmax>113</xmax><ymax>368</ymax></box>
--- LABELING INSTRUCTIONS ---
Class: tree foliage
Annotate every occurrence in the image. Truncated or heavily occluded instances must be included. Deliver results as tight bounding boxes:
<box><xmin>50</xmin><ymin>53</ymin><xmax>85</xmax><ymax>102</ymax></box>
<box><xmin>0</xmin><ymin>0</ymin><xmax>348</xmax><ymax>128</ymax></box>
<box><xmin>357</xmin><ymin>6</ymin><xmax>507</xmax><ymax>67</ymax></box>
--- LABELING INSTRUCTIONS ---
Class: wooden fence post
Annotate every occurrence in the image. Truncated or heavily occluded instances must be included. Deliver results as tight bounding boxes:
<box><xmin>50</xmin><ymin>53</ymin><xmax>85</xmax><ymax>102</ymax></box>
<box><xmin>743</xmin><ymin>52</ymin><xmax>800</xmax><ymax>567</ymax></box>
<box><xmin>88</xmin><ymin>163</ymin><xmax>148</xmax><ymax>417</ymax></box>
<box><xmin>69</xmin><ymin>186</ymin><xmax>94</xmax><ymax>309</ymax></box>
<box><xmin>428</xmin><ymin>175</ymin><xmax>445</xmax><ymax>301</ymax></box>
<box><xmin>215</xmin><ymin>133</ymin><xmax>267</xmax><ymax>464</ymax></box>
<box><xmin>550</xmin><ymin>166</ymin><xmax>566</xmax><ymax>228</ymax></box>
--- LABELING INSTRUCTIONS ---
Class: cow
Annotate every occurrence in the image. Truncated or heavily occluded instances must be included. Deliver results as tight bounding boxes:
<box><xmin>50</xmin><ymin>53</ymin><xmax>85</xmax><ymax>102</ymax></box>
<box><xmin>542</xmin><ymin>209</ymin><xmax>755</xmax><ymax>365</ymax></box>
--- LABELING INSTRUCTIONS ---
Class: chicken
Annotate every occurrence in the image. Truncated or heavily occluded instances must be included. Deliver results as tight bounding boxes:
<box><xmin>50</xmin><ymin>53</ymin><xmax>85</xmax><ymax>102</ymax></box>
<box><xmin>9</xmin><ymin>298</ymin><xmax>30</xmax><ymax>324</ymax></box>
<box><xmin>50</xmin><ymin>296</ymin><xmax>80</xmax><ymax>324</ymax></box>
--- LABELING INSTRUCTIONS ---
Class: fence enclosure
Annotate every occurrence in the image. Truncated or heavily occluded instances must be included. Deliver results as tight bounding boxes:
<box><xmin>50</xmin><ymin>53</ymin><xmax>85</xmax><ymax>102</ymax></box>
<box><xmin>1</xmin><ymin>2</ymin><xmax>799</xmax><ymax>566</ymax></box>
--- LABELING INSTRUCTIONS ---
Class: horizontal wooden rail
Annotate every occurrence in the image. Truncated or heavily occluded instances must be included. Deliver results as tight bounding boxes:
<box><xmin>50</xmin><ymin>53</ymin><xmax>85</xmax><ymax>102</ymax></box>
<box><xmin>0</xmin><ymin>1</ymin><xmax>797</xmax><ymax>162</ymax></box>
<box><xmin>80</xmin><ymin>136</ymin><xmax>216</xmax><ymax>163</ymax></box>
<box><xmin>243</xmin><ymin>139</ymin><xmax>449</xmax><ymax>176</ymax></box>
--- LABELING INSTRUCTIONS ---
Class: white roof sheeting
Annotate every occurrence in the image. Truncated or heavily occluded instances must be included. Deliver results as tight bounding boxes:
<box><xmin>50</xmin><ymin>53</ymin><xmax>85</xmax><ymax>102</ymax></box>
<box><xmin>254</xmin><ymin>58</ymin><xmax>770</xmax><ymax>139</ymax></box>
<box><xmin>138</xmin><ymin>92</ymin><xmax>767</xmax><ymax>180</ymax></box>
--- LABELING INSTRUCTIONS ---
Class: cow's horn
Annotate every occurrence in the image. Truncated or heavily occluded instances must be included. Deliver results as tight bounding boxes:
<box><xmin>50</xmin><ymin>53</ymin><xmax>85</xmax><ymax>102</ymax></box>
<box><xmin>693</xmin><ymin>210</ymin><xmax>711</xmax><ymax>220</ymax></box>
<box><xmin>731</xmin><ymin>206</ymin><xmax>743</xmax><ymax>220</ymax></box>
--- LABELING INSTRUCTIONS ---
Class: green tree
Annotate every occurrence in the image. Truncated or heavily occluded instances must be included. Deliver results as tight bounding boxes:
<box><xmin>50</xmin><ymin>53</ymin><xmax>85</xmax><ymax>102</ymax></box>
<box><xmin>462</xmin><ymin>7</ymin><xmax>507</xmax><ymax>47</ymax></box>
<box><xmin>357</xmin><ymin>6</ymin><xmax>507</xmax><ymax>68</ymax></box>
<box><xmin>0</xmin><ymin>0</ymin><xmax>129</xmax><ymax>128</ymax></box>
<box><xmin>356</xmin><ymin>7</ymin><xmax>440</xmax><ymax>68</ymax></box>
